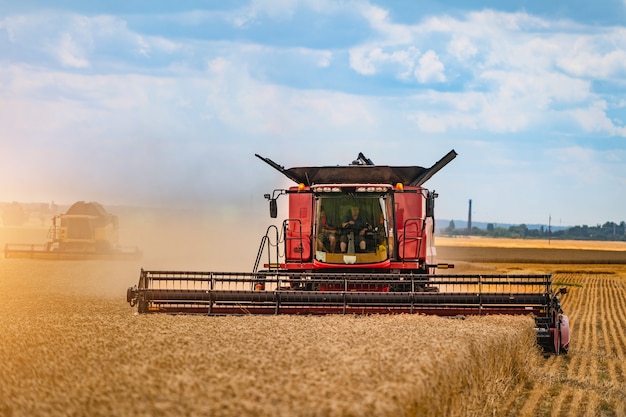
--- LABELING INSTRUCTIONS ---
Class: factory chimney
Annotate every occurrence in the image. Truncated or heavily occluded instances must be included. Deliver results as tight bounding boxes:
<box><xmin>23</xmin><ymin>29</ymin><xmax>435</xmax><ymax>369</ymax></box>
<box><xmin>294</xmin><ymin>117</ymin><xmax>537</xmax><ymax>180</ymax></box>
<box><xmin>467</xmin><ymin>199</ymin><xmax>472</xmax><ymax>235</ymax></box>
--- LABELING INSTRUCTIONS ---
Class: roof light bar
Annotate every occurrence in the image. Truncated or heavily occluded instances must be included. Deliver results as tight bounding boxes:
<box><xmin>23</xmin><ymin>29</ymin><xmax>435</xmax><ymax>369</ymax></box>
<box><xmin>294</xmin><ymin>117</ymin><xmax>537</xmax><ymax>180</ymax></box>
<box><xmin>312</xmin><ymin>184</ymin><xmax>391</xmax><ymax>193</ymax></box>
<box><xmin>312</xmin><ymin>186</ymin><xmax>342</xmax><ymax>192</ymax></box>
<box><xmin>355</xmin><ymin>186</ymin><xmax>387</xmax><ymax>192</ymax></box>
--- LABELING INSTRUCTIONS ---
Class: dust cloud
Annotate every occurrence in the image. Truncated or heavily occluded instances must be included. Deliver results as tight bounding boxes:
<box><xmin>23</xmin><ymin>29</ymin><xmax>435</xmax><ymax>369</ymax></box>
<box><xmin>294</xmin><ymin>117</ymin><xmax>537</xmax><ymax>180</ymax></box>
<box><xmin>119</xmin><ymin>206</ymin><xmax>272</xmax><ymax>272</ymax></box>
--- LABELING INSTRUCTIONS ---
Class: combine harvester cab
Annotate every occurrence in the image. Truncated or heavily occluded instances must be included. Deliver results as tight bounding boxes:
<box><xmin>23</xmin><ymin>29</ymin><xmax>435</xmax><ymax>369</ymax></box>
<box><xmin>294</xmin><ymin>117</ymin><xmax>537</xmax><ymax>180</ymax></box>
<box><xmin>126</xmin><ymin>151</ymin><xmax>569</xmax><ymax>355</ymax></box>
<box><xmin>4</xmin><ymin>201</ymin><xmax>141</xmax><ymax>260</ymax></box>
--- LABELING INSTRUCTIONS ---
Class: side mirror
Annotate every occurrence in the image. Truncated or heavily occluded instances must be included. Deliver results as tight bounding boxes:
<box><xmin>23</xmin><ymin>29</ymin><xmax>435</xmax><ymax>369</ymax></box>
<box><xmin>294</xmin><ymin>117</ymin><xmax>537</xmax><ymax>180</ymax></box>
<box><xmin>426</xmin><ymin>198</ymin><xmax>435</xmax><ymax>218</ymax></box>
<box><xmin>269</xmin><ymin>199</ymin><xmax>278</xmax><ymax>218</ymax></box>
<box><xmin>558</xmin><ymin>287</ymin><xmax>568</xmax><ymax>295</ymax></box>
<box><xmin>426</xmin><ymin>190</ymin><xmax>437</xmax><ymax>218</ymax></box>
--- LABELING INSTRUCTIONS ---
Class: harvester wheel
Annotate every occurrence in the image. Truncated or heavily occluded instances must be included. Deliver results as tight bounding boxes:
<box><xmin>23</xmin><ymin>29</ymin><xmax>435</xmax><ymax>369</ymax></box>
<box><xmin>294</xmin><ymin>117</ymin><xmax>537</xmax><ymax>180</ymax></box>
<box><xmin>126</xmin><ymin>287</ymin><xmax>135</xmax><ymax>305</ymax></box>
<box><xmin>556</xmin><ymin>316</ymin><xmax>569</xmax><ymax>355</ymax></box>
<box><xmin>554</xmin><ymin>317</ymin><xmax>562</xmax><ymax>355</ymax></box>
<box><xmin>138</xmin><ymin>297</ymin><xmax>148</xmax><ymax>314</ymax></box>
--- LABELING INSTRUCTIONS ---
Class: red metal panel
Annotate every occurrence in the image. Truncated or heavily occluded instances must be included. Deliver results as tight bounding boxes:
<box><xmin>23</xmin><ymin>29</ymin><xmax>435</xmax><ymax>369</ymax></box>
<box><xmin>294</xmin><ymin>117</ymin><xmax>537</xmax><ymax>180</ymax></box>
<box><xmin>286</xmin><ymin>189</ymin><xmax>312</xmax><ymax>261</ymax></box>
<box><xmin>395</xmin><ymin>189</ymin><xmax>426</xmax><ymax>261</ymax></box>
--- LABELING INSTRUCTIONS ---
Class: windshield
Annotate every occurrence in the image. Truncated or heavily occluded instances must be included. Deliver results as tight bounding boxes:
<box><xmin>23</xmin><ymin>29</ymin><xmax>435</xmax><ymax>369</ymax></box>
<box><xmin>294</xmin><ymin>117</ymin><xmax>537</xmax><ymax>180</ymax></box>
<box><xmin>314</xmin><ymin>193</ymin><xmax>391</xmax><ymax>264</ymax></box>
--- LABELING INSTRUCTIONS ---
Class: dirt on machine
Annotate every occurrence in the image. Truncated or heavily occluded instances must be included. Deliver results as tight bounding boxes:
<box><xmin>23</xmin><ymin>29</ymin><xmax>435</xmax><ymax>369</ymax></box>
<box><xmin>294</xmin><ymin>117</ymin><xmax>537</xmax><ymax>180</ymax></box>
<box><xmin>126</xmin><ymin>151</ymin><xmax>570</xmax><ymax>355</ymax></box>
<box><xmin>4</xmin><ymin>201</ymin><xmax>141</xmax><ymax>260</ymax></box>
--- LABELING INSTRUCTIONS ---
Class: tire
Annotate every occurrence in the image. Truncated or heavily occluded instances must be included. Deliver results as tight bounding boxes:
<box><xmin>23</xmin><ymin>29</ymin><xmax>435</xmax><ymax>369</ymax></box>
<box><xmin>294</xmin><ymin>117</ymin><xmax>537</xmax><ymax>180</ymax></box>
<box><xmin>556</xmin><ymin>329</ymin><xmax>561</xmax><ymax>355</ymax></box>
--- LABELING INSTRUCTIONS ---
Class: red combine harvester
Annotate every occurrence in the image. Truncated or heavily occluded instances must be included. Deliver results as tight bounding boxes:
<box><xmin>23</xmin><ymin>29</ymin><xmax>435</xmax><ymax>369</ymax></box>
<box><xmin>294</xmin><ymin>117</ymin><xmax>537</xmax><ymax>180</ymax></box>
<box><xmin>127</xmin><ymin>151</ymin><xmax>570</xmax><ymax>354</ymax></box>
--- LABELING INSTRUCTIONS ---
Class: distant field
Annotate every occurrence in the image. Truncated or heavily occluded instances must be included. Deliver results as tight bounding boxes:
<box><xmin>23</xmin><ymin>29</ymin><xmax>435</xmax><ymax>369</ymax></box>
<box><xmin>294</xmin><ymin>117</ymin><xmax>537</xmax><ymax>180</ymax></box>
<box><xmin>436</xmin><ymin>237</ymin><xmax>626</xmax><ymax>264</ymax></box>
<box><xmin>436</xmin><ymin>236</ymin><xmax>626</xmax><ymax>251</ymax></box>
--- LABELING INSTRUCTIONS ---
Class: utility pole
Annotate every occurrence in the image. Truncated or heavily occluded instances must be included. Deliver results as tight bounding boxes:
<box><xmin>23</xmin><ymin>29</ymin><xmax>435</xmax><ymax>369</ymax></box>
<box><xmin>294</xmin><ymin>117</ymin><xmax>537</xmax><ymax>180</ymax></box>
<box><xmin>548</xmin><ymin>214</ymin><xmax>551</xmax><ymax>245</ymax></box>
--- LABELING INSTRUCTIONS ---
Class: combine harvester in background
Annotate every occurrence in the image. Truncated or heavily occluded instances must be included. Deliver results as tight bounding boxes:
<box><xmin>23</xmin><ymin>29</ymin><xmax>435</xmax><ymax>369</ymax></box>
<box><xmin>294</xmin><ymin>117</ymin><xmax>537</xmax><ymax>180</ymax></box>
<box><xmin>4</xmin><ymin>201</ymin><xmax>141</xmax><ymax>260</ymax></box>
<box><xmin>126</xmin><ymin>151</ymin><xmax>569</xmax><ymax>354</ymax></box>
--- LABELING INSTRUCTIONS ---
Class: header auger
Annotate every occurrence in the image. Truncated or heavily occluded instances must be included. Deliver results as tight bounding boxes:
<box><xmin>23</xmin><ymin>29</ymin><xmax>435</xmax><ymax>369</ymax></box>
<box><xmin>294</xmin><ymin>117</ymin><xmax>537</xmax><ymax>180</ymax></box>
<box><xmin>126</xmin><ymin>151</ymin><xmax>569</xmax><ymax>355</ymax></box>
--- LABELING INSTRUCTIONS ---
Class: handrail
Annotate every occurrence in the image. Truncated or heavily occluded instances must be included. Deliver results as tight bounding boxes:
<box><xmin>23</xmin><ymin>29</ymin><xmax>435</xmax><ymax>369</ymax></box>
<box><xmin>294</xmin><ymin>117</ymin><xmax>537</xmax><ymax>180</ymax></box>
<box><xmin>400</xmin><ymin>217</ymin><xmax>424</xmax><ymax>262</ymax></box>
<box><xmin>284</xmin><ymin>218</ymin><xmax>305</xmax><ymax>264</ymax></box>
<box><xmin>253</xmin><ymin>225</ymin><xmax>281</xmax><ymax>273</ymax></box>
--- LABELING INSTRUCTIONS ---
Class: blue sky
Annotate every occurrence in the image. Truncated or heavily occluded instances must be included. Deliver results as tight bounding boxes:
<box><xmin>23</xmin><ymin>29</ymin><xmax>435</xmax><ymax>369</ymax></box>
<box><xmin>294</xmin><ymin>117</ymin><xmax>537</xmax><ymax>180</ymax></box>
<box><xmin>1</xmin><ymin>0</ymin><xmax>625</xmax><ymax>227</ymax></box>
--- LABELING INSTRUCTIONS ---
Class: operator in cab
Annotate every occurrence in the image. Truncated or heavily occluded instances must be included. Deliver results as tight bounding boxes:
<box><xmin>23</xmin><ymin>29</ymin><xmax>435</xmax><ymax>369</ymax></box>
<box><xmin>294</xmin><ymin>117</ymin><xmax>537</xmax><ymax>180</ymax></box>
<box><xmin>316</xmin><ymin>208</ymin><xmax>337</xmax><ymax>253</ymax></box>
<box><xmin>340</xmin><ymin>205</ymin><xmax>371</xmax><ymax>253</ymax></box>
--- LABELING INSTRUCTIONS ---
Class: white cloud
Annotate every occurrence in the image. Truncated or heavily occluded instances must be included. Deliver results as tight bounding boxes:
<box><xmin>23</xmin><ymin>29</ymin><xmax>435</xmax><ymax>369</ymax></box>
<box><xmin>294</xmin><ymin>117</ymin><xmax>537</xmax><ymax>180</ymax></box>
<box><xmin>55</xmin><ymin>32</ymin><xmax>90</xmax><ymax>68</ymax></box>
<box><xmin>231</xmin><ymin>9</ymin><xmax>258</xmax><ymax>28</ymax></box>
<box><xmin>481</xmin><ymin>70</ymin><xmax>591</xmax><ymax>107</ymax></box>
<box><xmin>447</xmin><ymin>36</ymin><xmax>478</xmax><ymax>62</ymax></box>
<box><xmin>558</xmin><ymin>40</ymin><xmax>626</xmax><ymax>78</ymax></box>
<box><xmin>316</xmin><ymin>50</ymin><xmax>332</xmax><ymax>68</ymax></box>
<box><xmin>136</xmin><ymin>36</ymin><xmax>151</xmax><ymax>57</ymax></box>
<box><xmin>349</xmin><ymin>45</ymin><xmax>420</xmax><ymax>77</ymax></box>
<box><xmin>567</xmin><ymin>101</ymin><xmax>626</xmax><ymax>136</ymax></box>
<box><xmin>414</xmin><ymin>50</ymin><xmax>445</xmax><ymax>83</ymax></box>
<box><xmin>402</xmin><ymin>68</ymin><xmax>609</xmax><ymax>134</ymax></box>
<box><xmin>230</xmin><ymin>0</ymin><xmax>299</xmax><ymax>27</ymax></box>
<box><xmin>2</xmin><ymin>12</ymin><xmax>182</xmax><ymax>69</ymax></box>
<box><xmin>0</xmin><ymin>15</ymin><xmax>26</xmax><ymax>43</ymax></box>
<box><xmin>208</xmin><ymin>57</ymin><xmax>229</xmax><ymax>74</ymax></box>
<box><xmin>349</xmin><ymin>46</ymin><xmax>379</xmax><ymax>75</ymax></box>
<box><xmin>200</xmin><ymin>58</ymin><xmax>377</xmax><ymax>136</ymax></box>
<box><xmin>466</xmin><ymin>9</ymin><xmax>550</xmax><ymax>33</ymax></box>
<box><xmin>360</xmin><ymin>4</ymin><xmax>413</xmax><ymax>43</ymax></box>
<box><xmin>293</xmin><ymin>47</ymin><xmax>333</xmax><ymax>68</ymax></box>
<box><xmin>229</xmin><ymin>0</ymin><xmax>342</xmax><ymax>28</ymax></box>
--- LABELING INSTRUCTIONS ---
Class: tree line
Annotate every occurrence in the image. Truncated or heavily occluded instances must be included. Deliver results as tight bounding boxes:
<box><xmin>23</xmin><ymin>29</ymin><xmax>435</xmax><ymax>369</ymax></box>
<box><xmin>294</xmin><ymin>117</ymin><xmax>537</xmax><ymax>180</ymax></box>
<box><xmin>442</xmin><ymin>220</ymin><xmax>626</xmax><ymax>241</ymax></box>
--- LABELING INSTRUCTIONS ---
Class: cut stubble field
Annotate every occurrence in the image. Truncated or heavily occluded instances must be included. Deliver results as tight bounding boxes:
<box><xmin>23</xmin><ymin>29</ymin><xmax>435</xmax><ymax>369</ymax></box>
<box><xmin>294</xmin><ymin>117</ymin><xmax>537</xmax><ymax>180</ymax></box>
<box><xmin>438</xmin><ymin>237</ymin><xmax>626</xmax><ymax>416</ymax></box>
<box><xmin>1</xmin><ymin>225</ymin><xmax>626</xmax><ymax>416</ymax></box>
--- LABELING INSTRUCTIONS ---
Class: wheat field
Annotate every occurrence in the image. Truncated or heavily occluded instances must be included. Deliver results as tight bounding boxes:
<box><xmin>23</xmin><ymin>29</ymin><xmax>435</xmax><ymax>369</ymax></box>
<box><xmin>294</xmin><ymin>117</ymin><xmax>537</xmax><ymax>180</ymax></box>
<box><xmin>487</xmin><ymin>263</ymin><xmax>626</xmax><ymax>417</ymax></box>
<box><xmin>1</xmin><ymin>221</ymin><xmax>626</xmax><ymax>416</ymax></box>
<box><xmin>0</xmin><ymin>256</ymin><xmax>544</xmax><ymax>417</ymax></box>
